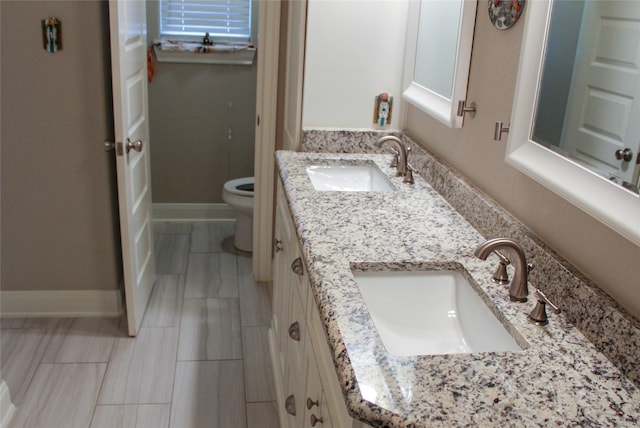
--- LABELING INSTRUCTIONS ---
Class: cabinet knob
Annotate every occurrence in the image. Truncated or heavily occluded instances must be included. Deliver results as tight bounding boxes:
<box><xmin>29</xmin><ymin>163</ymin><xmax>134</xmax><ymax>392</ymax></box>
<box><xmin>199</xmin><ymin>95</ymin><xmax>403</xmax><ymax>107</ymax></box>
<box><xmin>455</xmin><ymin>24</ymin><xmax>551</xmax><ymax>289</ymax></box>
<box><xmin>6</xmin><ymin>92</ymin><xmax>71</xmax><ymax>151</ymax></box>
<box><xmin>306</xmin><ymin>397</ymin><xmax>319</xmax><ymax>409</ymax></box>
<box><xmin>288</xmin><ymin>321</ymin><xmax>301</xmax><ymax>341</ymax></box>
<box><xmin>310</xmin><ymin>414</ymin><xmax>323</xmax><ymax>426</ymax></box>
<box><xmin>291</xmin><ymin>257</ymin><xmax>304</xmax><ymax>276</ymax></box>
<box><xmin>285</xmin><ymin>394</ymin><xmax>296</xmax><ymax>416</ymax></box>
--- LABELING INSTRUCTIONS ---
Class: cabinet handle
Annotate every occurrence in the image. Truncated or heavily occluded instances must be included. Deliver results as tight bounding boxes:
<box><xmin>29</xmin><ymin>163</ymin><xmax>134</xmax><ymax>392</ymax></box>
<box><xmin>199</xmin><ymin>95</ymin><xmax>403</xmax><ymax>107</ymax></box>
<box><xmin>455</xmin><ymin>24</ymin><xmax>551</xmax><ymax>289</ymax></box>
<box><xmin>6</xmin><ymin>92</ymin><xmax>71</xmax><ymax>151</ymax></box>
<box><xmin>310</xmin><ymin>414</ymin><xmax>323</xmax><ymax>426</ymax></box>
<box><xmin>274</xmin><ymin>239</ymin><xmax>283</xmax><ymax>252</ymax></box>
<box><xmin>306</xmin><ymin>397</ymin><xmax>319</xmax><ymax>409</ymax></box>
<box><xmin>285</xmin><ymin>394</ymin><xmax>296</xmax><ymax>416</ymax></box>
<box><xmin>288</xmin><ymin>321</ymin><xmax>301</xmax><ymax>341</ymax></box>
<box><xmin>291</xmin><ymin>257</ymin><xmax>304</xmax><ymax>276</ymax></box>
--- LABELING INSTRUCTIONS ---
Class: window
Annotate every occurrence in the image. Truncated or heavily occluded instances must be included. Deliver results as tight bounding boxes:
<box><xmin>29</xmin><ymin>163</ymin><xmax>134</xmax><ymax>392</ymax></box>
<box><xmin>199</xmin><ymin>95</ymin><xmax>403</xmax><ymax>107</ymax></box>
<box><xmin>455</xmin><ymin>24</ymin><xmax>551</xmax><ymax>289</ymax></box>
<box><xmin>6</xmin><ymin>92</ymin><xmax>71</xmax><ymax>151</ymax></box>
<box><xmin>160</xmin><ymin>0</ymin><xmax>252</xmax><ymax>42</ymax></box>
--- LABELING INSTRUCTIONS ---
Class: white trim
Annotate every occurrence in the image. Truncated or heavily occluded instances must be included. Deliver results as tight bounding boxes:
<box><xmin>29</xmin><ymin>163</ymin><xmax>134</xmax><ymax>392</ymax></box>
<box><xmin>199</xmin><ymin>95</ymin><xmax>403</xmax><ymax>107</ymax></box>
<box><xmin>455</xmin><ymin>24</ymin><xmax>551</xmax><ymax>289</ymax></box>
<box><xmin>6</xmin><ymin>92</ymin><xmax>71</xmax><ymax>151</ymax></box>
<box><xmin>253</xmin><ymin>0</ymin><xmax>281</xmax><ymax>282</ymax></box>
<box><xmin>0</xmin><ymin>290</ymin><xmax>123</xmax><ymax>318</ymax></box>
<box><xmin>402</xmin><ymin>0</ymin><xmax>477</xmax><ymax>128</ymax></box>
<box><xmin>507</xmin><ymin>0</ymin><xmax>640</xmax><ymax>246</ymax></box>
<box><xmin>0</xmin><ymin>379</ymin><xmax>15</xmax><ymax>428</ymax></box>
<box><xmin>152</xmin><ymin>203</ymin><xmax>235</xmax><ymax>221</ymax></box>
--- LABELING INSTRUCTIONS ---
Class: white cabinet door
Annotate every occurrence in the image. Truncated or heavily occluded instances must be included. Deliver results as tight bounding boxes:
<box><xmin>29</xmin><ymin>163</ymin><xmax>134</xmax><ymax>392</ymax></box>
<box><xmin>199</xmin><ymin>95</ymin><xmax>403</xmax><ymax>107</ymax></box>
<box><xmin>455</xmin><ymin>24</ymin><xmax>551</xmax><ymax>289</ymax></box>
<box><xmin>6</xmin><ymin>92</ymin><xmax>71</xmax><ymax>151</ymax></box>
<box><xmin>304</xmin><ymin>340</ymin><xmax>334</xmax><ymax>428</ymax></box>
<box><xmin>109</xmin><ymin>0</ymin><xmax>156</xmax><ymax>336</ymax></box>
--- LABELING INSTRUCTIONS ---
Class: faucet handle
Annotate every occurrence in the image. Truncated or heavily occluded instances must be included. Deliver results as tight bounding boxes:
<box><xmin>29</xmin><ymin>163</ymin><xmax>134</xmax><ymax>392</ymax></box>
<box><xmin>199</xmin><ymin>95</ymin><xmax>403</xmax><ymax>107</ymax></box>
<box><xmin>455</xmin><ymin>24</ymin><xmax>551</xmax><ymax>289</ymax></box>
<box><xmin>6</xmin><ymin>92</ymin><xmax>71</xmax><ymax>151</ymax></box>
<box><xmin>386</xmin><ymin>147</ymin><xmax>399</xmax><ymax>168</ymax></box>
<box><xmin>403</xmin><ymin>163</ymin><xmax>416</xmax><ymax>184</ymax></box>
<box><xmin>528</xmin><ymin>288</ymin><xmax>560</xmax><ymax>325</ymax></box>
<box><xmin>492</xmin><ymin>250</ymin><xmax>510</xmax><ymax>285</ymax></box>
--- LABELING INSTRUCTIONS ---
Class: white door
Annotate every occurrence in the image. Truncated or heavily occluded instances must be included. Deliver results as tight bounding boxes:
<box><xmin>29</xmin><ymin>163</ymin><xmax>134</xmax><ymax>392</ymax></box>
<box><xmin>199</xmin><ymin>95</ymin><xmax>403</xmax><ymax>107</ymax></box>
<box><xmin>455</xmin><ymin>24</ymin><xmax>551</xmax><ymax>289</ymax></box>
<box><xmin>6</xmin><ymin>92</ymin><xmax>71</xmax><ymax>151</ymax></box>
<box><xmin>109</xmin><ymin>0</ymin><xmax>155</xmax><ymax>336</ymax></box>
<box><xmin>561</xmin><ymin>0</ymin><xmax>640</xmax><ymax>185</ymax></box>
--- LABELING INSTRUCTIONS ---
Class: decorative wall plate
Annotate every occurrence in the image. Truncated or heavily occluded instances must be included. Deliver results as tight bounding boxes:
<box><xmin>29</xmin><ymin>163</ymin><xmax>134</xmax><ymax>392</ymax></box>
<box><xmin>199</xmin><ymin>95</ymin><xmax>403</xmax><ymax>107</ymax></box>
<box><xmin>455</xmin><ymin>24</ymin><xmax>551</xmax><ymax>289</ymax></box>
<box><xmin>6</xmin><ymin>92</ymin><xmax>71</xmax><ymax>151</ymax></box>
<box><xmin>488</xmin><ymin>0</ymin><xmax>525</xmax><ymax>30</ymax></box>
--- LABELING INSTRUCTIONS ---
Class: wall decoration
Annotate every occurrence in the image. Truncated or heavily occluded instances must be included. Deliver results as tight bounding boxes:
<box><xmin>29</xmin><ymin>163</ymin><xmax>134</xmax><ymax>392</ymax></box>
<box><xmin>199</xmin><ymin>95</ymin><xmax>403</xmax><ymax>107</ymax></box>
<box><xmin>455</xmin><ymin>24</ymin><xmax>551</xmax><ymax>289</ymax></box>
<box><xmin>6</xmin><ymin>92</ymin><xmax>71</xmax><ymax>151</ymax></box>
<box><xmin>42</xmin><ymin>17</ymin><xmax>62</xmax><ymax>52</ymax></box>
<box><xmin>489</xmin><ymin>0</ymin><xmax>525</xmax><ymax>30</ymax></box>
<box><xmin>373</xmin><ymin>92</ymin><xmax>393</xmax><ymax>127</ymax></box>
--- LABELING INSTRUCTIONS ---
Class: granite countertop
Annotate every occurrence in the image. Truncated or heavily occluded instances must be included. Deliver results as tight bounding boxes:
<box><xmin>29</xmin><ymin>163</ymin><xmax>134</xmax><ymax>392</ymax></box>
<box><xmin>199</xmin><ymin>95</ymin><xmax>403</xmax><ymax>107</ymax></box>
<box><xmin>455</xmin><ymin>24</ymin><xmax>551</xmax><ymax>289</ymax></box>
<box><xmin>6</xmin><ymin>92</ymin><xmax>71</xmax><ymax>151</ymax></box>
<box><xmin>275</xmin><ymin>150</ymin><xmax>640</xmax><ymax>427</ymax></box>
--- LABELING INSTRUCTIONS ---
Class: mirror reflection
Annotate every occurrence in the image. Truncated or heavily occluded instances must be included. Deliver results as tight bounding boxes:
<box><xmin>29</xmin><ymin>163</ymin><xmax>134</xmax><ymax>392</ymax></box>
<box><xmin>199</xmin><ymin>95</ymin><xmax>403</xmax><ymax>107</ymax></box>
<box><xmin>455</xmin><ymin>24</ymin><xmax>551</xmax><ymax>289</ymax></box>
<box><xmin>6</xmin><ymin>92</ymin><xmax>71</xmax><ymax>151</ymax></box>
<box><xmin>532</xmin><ymin>0</ymin><xmax>640</xmax><ymax>193</ymax></box>
<box><xmin>414</xmin><ymin>0</ymin><xmax>461</xmax><ymax>98</ymax></box>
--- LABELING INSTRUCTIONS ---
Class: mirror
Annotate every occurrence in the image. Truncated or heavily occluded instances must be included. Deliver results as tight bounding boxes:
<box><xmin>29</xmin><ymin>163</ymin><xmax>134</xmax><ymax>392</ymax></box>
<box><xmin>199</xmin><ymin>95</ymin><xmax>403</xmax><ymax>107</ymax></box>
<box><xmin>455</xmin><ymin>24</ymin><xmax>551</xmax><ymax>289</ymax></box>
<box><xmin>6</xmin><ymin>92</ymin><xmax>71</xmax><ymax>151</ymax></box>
<box><xmin>508</xmin><ymin>0</ymin><xmax>640</xmax><ymax>246</ymax></box>
<box><xmin>532</xmin><ymin>0</ymin><xmax>640</xmax><ymax>193</ymax></box>
<box><xmin>402</xmin><ymin>0</ymin><xmax>477</xmax><ymax>128</ymax></box>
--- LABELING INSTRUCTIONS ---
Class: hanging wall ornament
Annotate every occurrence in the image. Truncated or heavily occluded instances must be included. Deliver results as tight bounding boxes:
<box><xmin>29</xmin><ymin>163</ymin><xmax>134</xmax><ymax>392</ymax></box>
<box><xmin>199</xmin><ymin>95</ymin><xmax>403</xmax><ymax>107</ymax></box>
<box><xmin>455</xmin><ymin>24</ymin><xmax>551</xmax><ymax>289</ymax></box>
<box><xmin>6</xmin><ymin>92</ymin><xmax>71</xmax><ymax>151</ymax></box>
<box><xmin>42</xmin><ymin>17</ymin><xmax>62</xmax><ymax>52</ymax></box>
<box><xmin>488</xmin><ymin>0</ymin><xmax>525</xmax><ymax>30</ymax></box>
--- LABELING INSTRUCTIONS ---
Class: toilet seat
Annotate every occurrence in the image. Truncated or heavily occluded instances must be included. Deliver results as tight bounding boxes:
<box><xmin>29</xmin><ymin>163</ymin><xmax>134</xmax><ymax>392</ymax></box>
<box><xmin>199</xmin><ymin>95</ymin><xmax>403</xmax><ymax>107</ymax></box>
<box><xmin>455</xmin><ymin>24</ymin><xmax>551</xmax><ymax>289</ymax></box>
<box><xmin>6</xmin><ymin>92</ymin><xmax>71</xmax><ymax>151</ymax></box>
<box><xmin>224</xmin><ymin>177</ymin><xmax>254</xmax><ymax>197</ymax></box>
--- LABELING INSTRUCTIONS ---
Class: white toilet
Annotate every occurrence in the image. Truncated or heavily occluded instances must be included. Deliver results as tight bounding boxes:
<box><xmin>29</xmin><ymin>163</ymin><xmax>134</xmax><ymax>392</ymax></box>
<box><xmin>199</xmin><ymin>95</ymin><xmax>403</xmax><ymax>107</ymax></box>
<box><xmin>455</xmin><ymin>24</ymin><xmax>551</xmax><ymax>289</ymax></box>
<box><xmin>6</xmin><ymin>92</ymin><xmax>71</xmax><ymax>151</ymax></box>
<box><xmin>222</xmin><ymin>177</ymin><xmax>254</xmax><ymax>252</ymax></box>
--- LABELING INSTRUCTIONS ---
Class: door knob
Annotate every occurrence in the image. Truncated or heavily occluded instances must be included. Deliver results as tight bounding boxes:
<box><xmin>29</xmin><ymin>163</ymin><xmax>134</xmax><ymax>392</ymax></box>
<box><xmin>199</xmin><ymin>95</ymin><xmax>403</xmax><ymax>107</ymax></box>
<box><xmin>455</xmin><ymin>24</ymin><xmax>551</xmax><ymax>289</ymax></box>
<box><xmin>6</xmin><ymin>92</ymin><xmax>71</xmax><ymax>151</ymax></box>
<box><xmin>104</xmin><ymin>140</ymin><xmax>115</xmax><ymax>152</ymax></box>
<box><xmin>614</xmin><ymin>148</ymin><xmax>633</xmax><ymax>162</ymax></box>
<box><xmin>126</xmin><ymin>138</ymin><xmax>143</xmax><ymax>153</ymax></box>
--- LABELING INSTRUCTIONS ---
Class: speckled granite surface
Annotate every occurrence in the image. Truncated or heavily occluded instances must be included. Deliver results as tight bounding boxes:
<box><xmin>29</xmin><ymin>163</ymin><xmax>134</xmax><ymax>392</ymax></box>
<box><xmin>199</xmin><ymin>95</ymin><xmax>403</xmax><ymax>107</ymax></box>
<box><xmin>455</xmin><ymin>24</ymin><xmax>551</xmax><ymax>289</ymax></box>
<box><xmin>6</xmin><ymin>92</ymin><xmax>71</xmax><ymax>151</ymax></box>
<box><xmin>301</xmin><ymin>130</ymin><xmax>640</xmax><ymax>386</ymax></box>
<box><xmin>276</xmin><ymin>143</ymin><xmax>640</xmax><ymax>427</ymax></box>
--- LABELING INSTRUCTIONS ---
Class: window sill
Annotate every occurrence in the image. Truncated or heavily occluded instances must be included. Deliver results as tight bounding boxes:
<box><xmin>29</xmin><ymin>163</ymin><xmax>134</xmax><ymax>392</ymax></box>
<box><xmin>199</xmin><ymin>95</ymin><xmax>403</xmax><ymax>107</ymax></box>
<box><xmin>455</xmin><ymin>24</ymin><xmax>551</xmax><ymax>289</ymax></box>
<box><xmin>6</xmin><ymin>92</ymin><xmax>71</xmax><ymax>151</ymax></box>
<box><xmin>153</xmin><ymin>45</ymin><xmax>256</xmax><ymax>66</ymax></box>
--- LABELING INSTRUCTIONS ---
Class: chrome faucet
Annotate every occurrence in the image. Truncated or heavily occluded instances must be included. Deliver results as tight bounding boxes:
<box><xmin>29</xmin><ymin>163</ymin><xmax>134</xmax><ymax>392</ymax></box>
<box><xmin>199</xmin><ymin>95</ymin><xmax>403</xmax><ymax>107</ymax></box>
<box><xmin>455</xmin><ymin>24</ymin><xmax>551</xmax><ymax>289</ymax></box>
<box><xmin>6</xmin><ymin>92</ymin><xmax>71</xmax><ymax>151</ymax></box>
<box><xmin>375</xmin><ymin>135</ymin><xmax>408</xmax><ymax>176</ymax></box>
<box><xmin>474</xmin><ymin>238</ymin><xmax>531</xmax><ymax>302</ymax></box>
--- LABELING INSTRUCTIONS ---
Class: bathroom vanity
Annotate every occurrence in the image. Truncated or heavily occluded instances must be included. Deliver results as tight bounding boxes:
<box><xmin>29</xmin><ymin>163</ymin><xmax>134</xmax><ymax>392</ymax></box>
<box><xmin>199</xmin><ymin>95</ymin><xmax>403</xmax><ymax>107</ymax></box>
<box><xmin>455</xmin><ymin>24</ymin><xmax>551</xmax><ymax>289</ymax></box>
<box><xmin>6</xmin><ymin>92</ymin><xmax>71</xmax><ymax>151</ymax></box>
<box><xmin>269</xmin><ymin>143</ymin><xmax>640</xmax><ymax>427</ymax></box>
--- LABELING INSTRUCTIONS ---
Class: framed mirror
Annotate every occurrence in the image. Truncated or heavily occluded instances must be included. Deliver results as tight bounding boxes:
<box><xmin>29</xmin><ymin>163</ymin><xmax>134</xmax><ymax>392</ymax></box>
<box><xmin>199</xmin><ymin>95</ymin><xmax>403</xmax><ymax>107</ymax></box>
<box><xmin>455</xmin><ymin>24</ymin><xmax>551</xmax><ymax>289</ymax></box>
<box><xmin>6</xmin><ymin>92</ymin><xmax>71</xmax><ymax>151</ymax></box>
<box><xmin>507</xmin><ymin>0</ymin><xmax>640</xmax><ymax>246</ymax></box>
<box><xmin>402</xmin><ymin>0</ymin><xmax>477</xmax><ymax>128</ymax></box>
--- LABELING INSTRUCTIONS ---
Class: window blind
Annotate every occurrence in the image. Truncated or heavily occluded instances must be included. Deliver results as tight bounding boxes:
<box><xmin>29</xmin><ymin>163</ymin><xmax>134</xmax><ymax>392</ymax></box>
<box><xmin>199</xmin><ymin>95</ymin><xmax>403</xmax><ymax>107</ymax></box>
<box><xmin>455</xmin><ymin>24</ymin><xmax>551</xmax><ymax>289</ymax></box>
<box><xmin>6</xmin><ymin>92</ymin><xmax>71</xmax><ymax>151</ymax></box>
<box><xmin>160</xmin><ymin>0</ymin><xmax>252</xmax><ymax>41</ymax></box>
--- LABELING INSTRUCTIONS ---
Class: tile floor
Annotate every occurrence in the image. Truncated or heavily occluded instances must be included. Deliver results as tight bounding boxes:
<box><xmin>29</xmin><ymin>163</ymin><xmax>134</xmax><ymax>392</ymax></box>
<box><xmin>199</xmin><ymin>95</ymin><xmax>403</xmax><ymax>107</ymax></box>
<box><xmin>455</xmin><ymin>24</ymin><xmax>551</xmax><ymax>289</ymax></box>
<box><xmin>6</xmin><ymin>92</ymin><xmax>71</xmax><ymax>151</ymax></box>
<box><xmin>1</xmin><ymin>221</ymin><xmax>279</xmax><ymax>428</ymax></box>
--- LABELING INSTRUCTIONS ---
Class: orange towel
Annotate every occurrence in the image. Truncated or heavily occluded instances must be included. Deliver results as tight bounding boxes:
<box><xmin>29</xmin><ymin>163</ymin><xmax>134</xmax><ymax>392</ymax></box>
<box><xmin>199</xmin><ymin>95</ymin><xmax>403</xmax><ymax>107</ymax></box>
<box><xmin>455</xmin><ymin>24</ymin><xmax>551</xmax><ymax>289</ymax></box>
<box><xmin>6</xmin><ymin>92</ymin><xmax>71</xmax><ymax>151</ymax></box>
<box><xmin>147</xmin><ymin>47</ymin><xmax>154</xmax><ymax>82</ymax></box>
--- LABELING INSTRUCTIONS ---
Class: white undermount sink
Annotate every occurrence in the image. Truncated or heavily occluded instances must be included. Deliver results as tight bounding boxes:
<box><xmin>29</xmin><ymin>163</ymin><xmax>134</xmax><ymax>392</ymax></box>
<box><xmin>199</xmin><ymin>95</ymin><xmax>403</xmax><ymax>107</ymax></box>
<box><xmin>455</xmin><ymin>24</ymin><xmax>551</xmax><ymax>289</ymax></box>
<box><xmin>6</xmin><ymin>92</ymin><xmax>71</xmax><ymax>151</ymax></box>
<box><xmin>306</xmin><ymin>164</ymin><xmax>394</xmax><ymax>192</ymax></box>
<box><xmin>352</xmin><ymin>269</ymin><xmax>522</xmax><ymax>356</ymax></box>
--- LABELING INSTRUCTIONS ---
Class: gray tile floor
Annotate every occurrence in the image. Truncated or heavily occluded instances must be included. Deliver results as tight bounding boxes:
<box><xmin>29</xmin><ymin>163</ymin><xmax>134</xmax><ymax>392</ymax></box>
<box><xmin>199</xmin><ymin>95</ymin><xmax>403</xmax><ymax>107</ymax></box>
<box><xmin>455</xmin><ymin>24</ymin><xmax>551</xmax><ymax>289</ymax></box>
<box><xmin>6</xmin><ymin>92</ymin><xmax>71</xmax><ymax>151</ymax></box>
<box><xmin>1</xmin><ymin>221</ymin><xmax>279</xmax><ymax>428</ymax></box>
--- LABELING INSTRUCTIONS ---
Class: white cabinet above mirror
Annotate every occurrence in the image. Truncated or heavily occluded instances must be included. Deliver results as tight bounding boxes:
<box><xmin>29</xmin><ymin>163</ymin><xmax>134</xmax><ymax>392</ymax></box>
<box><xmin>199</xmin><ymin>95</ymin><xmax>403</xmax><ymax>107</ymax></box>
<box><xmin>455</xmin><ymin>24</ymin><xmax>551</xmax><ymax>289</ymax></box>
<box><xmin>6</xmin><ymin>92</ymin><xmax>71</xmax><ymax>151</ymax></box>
<box><xmin>507</xmin><ymin>0</ymin><xmax>640</xmax><ymax>246</ymax></box>
<box><xmin>402</xmin><ymin>0</ymin><xmax>477</xmax><ymax>128</ymax></box>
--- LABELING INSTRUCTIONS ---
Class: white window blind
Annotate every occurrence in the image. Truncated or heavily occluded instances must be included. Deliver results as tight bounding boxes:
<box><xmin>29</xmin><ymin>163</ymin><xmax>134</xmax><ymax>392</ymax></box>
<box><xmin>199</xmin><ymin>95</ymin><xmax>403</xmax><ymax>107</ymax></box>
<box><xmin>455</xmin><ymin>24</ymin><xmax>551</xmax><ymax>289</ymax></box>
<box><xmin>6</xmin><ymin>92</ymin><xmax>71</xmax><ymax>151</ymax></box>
<box><xmin>160</xmin><ymin>0</ymin><xmax>252</xmax><ymax>41</ymax></box>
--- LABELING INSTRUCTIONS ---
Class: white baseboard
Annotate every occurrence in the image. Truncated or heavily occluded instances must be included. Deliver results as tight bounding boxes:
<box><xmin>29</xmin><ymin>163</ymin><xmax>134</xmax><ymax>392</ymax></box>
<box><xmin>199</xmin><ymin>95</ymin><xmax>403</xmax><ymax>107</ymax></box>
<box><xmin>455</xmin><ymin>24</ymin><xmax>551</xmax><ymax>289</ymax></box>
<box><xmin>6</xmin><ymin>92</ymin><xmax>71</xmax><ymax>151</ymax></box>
<box><xmin>152</xmin><ymin>203</ymin><xmax>235</xmax><ymax>221</ymax></box>
<box><xmin>0</xmin><ymin>290</ymin><xmax>123</xmax><ymax>318</ymax></box>
<box><xmin>0</xmin><ymin>379</ymin><xmax>15</xmax><ymax>428</ymax></box>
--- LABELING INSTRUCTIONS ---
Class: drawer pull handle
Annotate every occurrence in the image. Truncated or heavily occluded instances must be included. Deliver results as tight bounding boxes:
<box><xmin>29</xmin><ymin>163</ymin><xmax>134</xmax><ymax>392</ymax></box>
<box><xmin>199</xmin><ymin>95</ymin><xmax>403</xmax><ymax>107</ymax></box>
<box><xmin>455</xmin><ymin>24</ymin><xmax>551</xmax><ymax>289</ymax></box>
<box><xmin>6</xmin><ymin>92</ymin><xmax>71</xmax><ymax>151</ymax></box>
<box><xmin>285</xmin><ymin>394</ymin><xmax>296</xmax><ymax>416</ymax></box>
<box><xmin>291</xmin><ymin>257</ymin><xmax>304</xmax><ymax>276</ymax></box>
<box><xmin>306</xmin><ymin>397</ymin><xmax>319</xmax><ymax>409</ymax></box>
<box><xmin>288</xmin><ymin>321</ymin><xmax>301</xmax><ymax>341</ymax></box>
<box><xmin>310</xmin><ymin>414</ymin><xmax>323</xmax><ymax>426</ymax></box>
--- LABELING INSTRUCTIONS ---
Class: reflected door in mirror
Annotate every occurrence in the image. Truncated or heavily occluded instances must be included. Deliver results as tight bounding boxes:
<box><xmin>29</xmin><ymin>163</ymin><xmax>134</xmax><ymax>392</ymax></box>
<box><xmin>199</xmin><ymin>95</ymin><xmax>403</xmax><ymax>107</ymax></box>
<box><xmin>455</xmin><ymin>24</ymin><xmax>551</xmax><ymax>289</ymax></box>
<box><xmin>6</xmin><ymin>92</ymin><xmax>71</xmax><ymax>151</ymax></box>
<box><xmin>533</xmin><ymin>0</ymin><xmax>640</xmax><ymax>192</ymax></box>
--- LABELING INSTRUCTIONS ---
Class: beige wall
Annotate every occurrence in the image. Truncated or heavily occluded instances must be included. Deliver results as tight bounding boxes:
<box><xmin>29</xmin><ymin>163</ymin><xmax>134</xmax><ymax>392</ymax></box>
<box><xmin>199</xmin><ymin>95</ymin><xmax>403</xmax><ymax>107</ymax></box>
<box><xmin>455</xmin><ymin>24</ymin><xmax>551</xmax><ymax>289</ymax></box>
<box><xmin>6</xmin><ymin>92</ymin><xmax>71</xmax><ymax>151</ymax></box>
<box><xmin>148</xmin><ymin>62</ymin><xmax>257</xmax><ymax>203</ymax></box>
<box><xmin>405</xmin><ymin>9</ymin><xmax>640</xmax><ymax>318</ymax></box>
<box><xmin>1</xmin><ymin>1</ymin><xmax>121</xmax><ymax>292</ymax></box>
